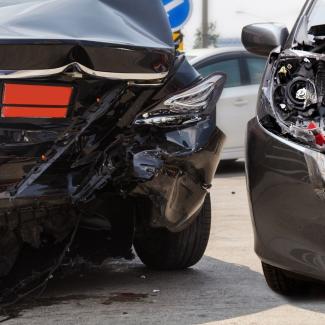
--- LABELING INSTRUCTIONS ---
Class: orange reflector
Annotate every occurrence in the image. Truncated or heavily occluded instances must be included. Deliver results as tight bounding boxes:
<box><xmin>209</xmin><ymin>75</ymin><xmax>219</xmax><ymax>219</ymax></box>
<box><xmin>2</xmin><ymin>106</ymin><xmax>68</xmax><ymax>118</ymax></box>
<box><xmin>1</xmin><ymin>83</ymin><xmax>73</xmax><ymax>118</ymax></box>
<box><xmin>3</xmin><ymin>84</ymin><xmax>73</xmax><ymax>106</ymax></box>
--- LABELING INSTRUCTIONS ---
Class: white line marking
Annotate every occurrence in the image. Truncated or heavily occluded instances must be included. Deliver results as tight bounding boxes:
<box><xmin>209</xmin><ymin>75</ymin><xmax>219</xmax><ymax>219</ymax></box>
<box><xmin>164</xmin><ymin>0</ymin><xmax>184</xmax><ymax>13</ymax></box>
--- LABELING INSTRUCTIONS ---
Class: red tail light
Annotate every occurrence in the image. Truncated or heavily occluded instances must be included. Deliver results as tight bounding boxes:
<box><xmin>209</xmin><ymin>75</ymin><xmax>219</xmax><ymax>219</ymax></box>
<box><xmin>1</xmin><ymin>83</ymin><xmax>73</xmax><ymax>118</ymax></box>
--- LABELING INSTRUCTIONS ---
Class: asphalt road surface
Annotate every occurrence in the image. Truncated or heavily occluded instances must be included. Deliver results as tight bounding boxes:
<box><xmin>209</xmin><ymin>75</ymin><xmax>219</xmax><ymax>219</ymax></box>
<box><xmin>4</xmin><ymin>161</ymin><xmax>325</xmax><ymax>325</ymax></box>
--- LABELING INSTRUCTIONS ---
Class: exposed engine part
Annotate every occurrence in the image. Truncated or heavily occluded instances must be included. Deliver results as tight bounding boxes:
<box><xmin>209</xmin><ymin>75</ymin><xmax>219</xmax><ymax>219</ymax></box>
<box><xmin>271</xmin><ymin>52</ymin><xmax>325</xmax><ymax>150</ymax></box>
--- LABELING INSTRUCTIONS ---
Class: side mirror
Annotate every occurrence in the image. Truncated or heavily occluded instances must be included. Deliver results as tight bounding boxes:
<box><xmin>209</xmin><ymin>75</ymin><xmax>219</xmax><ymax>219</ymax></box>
<box><xmin>241</xmin><ymin>23</ymin><xmax>289</xmax><ymax>57</ymax></box>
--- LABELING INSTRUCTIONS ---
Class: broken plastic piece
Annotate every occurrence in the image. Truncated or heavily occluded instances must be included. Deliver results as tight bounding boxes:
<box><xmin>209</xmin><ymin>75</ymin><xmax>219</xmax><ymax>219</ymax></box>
<box><xmin>307</xmin><ymin>121</ymin><xmax>318</xmax><ymax>130</ymax></box>
<box><xmin>315</xmin><ymin>133</ymin><xmax>325</xmax><ymax>146</ymax></box>
<box><xmin>307</xmin><ymin>121</ymin><xmax>325</xmax><ymax>146</ymax></box>
<box><xmin>279</xmin><ymin>66</ymin><xmax>288</xmax><ymax>76</ymax></box>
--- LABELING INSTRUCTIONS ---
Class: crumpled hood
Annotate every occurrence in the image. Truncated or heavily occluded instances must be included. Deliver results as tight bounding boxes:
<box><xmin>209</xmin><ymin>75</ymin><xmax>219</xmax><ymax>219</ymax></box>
<box><xmin>0</xmin><ymin>0</ymin><xmax>175</xmax><ymax>77</ymax></box>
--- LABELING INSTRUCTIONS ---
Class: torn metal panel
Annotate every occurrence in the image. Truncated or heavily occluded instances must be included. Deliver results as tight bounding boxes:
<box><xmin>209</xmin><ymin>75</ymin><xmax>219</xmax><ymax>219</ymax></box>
<box><xmin>132</xmin><ymin>126</ymin><xmax>225</xmax><ymax>231</ymax></box>
<box><xmin>11</xmin><ymin>84</ymin><xmax>126</xmax><ymax>199</ymax></box>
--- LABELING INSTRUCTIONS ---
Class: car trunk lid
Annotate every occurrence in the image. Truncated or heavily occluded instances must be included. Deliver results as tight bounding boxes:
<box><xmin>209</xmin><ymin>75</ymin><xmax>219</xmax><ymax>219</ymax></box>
<box><xmin>0</xmin><ymin>0</ymin><xmax>175</xmax><ymax>80</ymax></box>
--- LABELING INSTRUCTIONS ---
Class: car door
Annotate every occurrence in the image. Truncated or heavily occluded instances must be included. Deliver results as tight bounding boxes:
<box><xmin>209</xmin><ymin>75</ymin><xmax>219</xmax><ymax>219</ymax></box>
<box><xmin>195</xmin><ymin>53</ymin><xmax>266</xmax><ymax>159</ymax></box>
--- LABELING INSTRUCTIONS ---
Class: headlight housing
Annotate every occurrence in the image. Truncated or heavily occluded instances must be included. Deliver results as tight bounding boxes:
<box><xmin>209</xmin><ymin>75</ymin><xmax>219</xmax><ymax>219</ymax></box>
<box><xmin>261</xmin><ymin>50</ymin><xmax>325</xmax><ymax>150</ymax></box>
<box><xmin>134</xmin><ymin>73</ymin><xmax>225</xmax><ymax>127</ymax></box>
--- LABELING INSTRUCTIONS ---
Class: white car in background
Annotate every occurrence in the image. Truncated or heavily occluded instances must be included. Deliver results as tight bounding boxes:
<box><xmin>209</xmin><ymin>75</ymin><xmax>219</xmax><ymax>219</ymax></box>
<box><xmin>188</xmin><ymin>48</ymin><xmax>266</xmax><ymax>160</ymax></box>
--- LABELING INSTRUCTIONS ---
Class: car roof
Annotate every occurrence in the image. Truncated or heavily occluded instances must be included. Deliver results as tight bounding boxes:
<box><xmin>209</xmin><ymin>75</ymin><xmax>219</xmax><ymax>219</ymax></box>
<box><xmin>187</xmin><ymin>47</ymin><xmax>247</xmax><ymax>65</ymax></box>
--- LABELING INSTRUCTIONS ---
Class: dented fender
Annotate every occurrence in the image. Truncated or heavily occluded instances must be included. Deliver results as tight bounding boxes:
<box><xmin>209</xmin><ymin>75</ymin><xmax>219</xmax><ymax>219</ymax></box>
<box><xmin>132</xmin><ymin>124</ymin><xmax>225</xmax><ymax>231</ymax></box>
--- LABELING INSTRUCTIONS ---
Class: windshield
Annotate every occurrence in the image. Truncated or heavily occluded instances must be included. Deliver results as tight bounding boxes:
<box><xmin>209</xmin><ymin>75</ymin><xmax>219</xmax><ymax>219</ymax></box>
<box><xmin>295</xmin><ymin>0</ymin><xmax>325</xmax><ymax>50</ymax></box>
<box><xmin>308</xmin><ymin>0</ymin><xmax>325</xmax><ymax>31</ymax></box>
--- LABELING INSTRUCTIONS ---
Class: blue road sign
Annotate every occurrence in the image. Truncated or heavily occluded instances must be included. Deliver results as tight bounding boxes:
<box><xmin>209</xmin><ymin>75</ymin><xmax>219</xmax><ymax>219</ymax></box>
<box><xmin>162</xmin><ymin>0</ymin><xmax>192</xmax><ymax>31</ymax></box>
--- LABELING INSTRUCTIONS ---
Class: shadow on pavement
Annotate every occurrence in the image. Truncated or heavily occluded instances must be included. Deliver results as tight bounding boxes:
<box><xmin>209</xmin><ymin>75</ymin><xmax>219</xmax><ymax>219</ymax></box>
<box><xmin>216</xmin><ymin>160</ymin><xmax>246</xmax><ymax>177</ymax></box>
<box><xmin>5</xmin><ymin>256</ymin><xmax>325</xmax><ymax>324</ymax></box>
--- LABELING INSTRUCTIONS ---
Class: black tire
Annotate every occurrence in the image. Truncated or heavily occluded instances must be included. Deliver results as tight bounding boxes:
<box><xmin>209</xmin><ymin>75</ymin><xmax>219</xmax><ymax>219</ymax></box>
<box><xmin>262</xmin><ymin>262</ymin><xmax>309</xmax><ymax>296</ymax></box>
<box><xmin>134</xmin><ymin>195</ymin><xmax>211</xmax><ymax>270</ymax></box>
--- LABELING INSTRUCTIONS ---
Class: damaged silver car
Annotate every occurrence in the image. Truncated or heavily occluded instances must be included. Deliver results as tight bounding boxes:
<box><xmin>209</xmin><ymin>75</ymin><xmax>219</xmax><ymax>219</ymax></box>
<box><xmin>243</xmin><ymin>0</ymin><xmax>325</xmax><ymax>295</ymax></box>
<box><xmin>0</xmin><ymin>0</ymin><xmax>226</xmax><ymax>304</ymax></box>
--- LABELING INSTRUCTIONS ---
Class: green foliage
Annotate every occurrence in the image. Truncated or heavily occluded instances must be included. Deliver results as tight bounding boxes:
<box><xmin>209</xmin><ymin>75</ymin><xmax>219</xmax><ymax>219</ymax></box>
<box><xmin>194</xmin><ymin>22</ymin><xmax>219</xmax><ymax>49</ymax></box>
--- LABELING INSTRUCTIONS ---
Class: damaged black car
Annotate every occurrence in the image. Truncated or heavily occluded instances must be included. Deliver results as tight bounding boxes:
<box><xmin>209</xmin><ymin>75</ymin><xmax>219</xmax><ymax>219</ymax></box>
<box><xmin>0</xmin><ymin>0</ymin><xmax>226</xmax><ymax>304</ymax></box>
<box><xmin>242</xmin><ymin>0</ymin><xmax>325</xmax><ymax>295</ymax></box>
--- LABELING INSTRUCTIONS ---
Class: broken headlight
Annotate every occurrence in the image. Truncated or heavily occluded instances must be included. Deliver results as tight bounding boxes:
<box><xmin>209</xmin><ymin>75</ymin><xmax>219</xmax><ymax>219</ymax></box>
<box><xmin>135</xmin><ymin>74</ymin><xmax>225</xmax><ymax>127</ymax></box>
<box><xmin>265</xmin><ymin>50</ymin><xmax>325</xmax><ymax>150</ymax></box>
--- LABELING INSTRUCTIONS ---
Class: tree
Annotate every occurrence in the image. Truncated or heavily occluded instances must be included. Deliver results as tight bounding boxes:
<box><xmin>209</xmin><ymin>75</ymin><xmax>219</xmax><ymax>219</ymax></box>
<box><xmin>193</xmin><ymin>22</ymin><xmax>219</xmax><ymax>49</ymax></box>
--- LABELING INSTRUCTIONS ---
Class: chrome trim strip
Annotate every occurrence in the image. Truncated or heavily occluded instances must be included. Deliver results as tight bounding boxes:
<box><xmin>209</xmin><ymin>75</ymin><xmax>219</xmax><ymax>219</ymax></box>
<box><xmin>0</xmin><ymin>62</ymin><xmax>168</xmax><ymax>80</ymax></box>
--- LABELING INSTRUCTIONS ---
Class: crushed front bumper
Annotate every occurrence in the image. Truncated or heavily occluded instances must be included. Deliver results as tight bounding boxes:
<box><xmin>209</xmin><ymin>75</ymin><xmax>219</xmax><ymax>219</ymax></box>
<box><xmin>247</xmin><ymin>117</ymin><xmax>325</xmax><ymax>282</ymax></box>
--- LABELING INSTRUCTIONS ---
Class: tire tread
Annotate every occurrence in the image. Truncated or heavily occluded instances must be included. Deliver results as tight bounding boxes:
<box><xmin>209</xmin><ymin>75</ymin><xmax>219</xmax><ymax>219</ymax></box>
<box><xmin>262</xmin><ymin>262</ymin><xmax>309</xmax><ymax>296</ymax></box>
<box><xmin>134</xmin><ymin>195</ymin><xmax>211</xmax><ymax>270</ymax></box>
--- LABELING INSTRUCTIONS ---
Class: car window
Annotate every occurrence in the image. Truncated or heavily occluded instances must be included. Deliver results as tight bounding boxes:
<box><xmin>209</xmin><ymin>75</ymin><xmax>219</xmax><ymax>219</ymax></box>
<box><xmin>196</xmin><ymin>59</ymin><xmax>241</xmax><ymax>88</ymax></box>
<box><xmin>246</xmin><ymin>57</ymin><xmax>266</xmax><ymax>85</ymax></box>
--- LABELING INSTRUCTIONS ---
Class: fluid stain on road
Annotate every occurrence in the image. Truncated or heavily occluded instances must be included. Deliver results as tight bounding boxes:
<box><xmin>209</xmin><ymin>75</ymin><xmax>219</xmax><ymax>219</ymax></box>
<box><xmin>0</xmin><ymin>292</ymin><xmax>149</xmax><ymax>322</ymax></box>
<box><xmin>102</xmin><ymin>292</ymin><xmax>149</xmax><ymax>305</ymax></box>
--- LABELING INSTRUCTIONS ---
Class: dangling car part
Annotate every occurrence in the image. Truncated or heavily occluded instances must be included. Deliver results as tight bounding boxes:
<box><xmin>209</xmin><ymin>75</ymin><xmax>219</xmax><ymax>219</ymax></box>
<box><xmin>0</xmin><ymin>0</ymin><xmax>226</xmax><ymax>306</ymax></box>
<box><xmin>242</xmin><ymin>0</ymin><xmax>325</xmax><ymax>296</ymax></box>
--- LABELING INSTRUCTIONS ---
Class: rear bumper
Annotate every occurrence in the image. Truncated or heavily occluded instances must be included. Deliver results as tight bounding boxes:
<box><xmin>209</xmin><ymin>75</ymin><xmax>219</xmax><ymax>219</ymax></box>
<box><xmin>247</xmin><ymin>117</ymin><xmax>325</xmax><ymax>282</ymax></box>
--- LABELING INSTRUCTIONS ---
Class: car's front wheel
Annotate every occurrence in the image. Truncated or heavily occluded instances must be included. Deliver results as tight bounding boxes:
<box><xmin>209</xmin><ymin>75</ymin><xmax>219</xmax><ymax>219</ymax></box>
<box><xmin>262</xmin><ymin>262</ymin><xmax>309</xmax><ymax>296</ymax></box>
<box><xmin>134</xmin><ymin>195</ymin><xmax>211</xmax><ymax>270</ymax></box>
